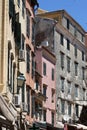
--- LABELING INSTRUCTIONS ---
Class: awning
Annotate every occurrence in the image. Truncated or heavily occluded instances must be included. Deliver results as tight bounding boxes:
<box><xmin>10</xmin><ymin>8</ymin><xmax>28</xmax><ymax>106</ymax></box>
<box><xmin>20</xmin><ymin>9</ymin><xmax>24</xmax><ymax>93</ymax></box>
<box><xmin>57</xmin><ymin>122</ymin><xmax>64</xmax><ymax>128</ymax></box>
<box><xmin>9</xmin><ymin>102</ymin><xmax>18</xmax><ymax>120</ymax></box>
<box><xmin>0</xmin><ymin>94</ymin><xmax>17</xmax><ymax>122</ymax></box>
<box><xmin>77</xmin><ymin>124</ymin><xmax>87</xmax><ymax>130</ymax></box>
<box><xmin>65</xmin><ymin>123</ymin><xmax>87</xmax><ymax>130</ymax></box>
<box><xmin>0</xmin><ymin>115</ymin><xmax>13</xmax><ymax>129</ymax></box>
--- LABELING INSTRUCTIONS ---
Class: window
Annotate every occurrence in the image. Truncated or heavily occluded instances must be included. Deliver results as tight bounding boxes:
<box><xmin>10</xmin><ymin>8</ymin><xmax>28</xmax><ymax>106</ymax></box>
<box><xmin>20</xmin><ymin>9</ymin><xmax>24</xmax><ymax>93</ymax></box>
<box><xmin>36</xmin><ymin>80</ymin><xmax>39</xmax><ymax>90</ymax></box>
<box><xmin>31</xmin><ymin>53</ymin><xmax>35</xmax><ymax>79</ymax></box>
<box><xmin>31</xmin><ymin>95</ymin><xmax>35</xmax><ymax>118</ymax></box>
<box><xmin>67</xmin><ymin>57</ymin><xmax>70</xmax><ymax>72</ymax></box>
<box><xmin>26</xmin><ymin>9</ymin><xmax>30</xmax><ymax>38</ymax></box>
<box><xmin>75</xmin><ymin>84</ymin><xmax>78</xmax><ymax>97</ymax></box>
<box><xmin>22</xmin><ymin>84</ymin><xmax>24</xmax><ymax>102</ymax></box>
<box><xmin>68</xmin><ymin>103</ymin><xmax>71</xmax><ymax>115</ymax></box>
<box><xmin>14</xmin><ymin>21</ymin><xmax>21</xmax><ymax>48</ymax></box>
<box><xmin>67</xmin><ymin>39</ymin><xmax>70</xmax><ymax>50</ymax></box>
<box><xmin>26</xmin><ymin>45</ymin><xmax>30</xmax><ymax>73</ymax></box>
<box><xmin>15</xmin><ymin>13</ymin><xmax>19</xmax><ymax>22</ymax></box>
<box><xmin>74</xmin><ymin>45</ymin><xmax>77</xmax><ymax>57</ymax></box>
<box><xmin>61</xmin><ymin>77</ymin><xmax>64</xmax><ymax>92</ymax></box>
<box><xmin>8</xmin><ymin>45</ymin><xmax>14</xmax><ymax>92</ymax></box>
<box><xmin>51</xmin><ymin>112</ymin><xmax>54</xmax><ymax>126</ymax></box>
<box><xmin>52</xmin><ymin>68</ymin><xmax>54</xmax><ymax>80</ymax></box>
<box><xmin>52</xmin><ymin>89</ymin><xmax>55</xmax><ymax>103</ymax></box>
<box><xmin>83</xmin><ymin>88</ymin><xmax>85</xmax><ymax>100</ymax></box>
<box><xmin>67</xmin><ymin>19</ymin><xmax>69</xmax><ymax>29</ymax></box>
<box><xmin>43</xmin><ymin>84</ymin><xmax>47</xmax><ymax>97</ymax></box>
<box><xmin>8</xmin><ymin>46</ymin><xmax>10</xmax><ymax>85</ymax></box>
<box><xmin>10</xmin><ymin>55</ymin><xmax>13</xmax><ymax>92</ymax></box>
<box><xmin>67</xmin><ymin>81</ymin><xmax>71</xmax><ymax>94</ymax></box>
<box><xmin>21</xmin><ymin>34</ymin><xmax>25</xmax><ymax>50</ymax></box>
<box><xmin>82</xmin><ymin>67</ymin><xmax>85</xmax><ymax>80</ymax></box>
<box><xmin>22</xmin><ymin>0</ymin><xmax>25</xmax><ymax>18</ymax></box>
<box><xmin>26</xmin><ymin>87</ymin><xmax>30</xmax><ymax>114</ymax></box>
<box><xmin>39</xmin><ymin>104</ymin><xmax>42</xmax><ymax>120</ymax></box>
<box><xmin>60</xmin><ymin>52</ymin><xmax>64</xmax><ymax>69</ymax></box>
<box><xmin>32</xmin><ymin>21</ymin><xmax>35</xmax><ymax>43</ymax></box>
<box><xmin>43</xmin><ymin>110</ymin><xmax>46</xmax><ymax>121</ymax></box>
<box><xmin>82</xmin><ymin>34</ymin><xmax>84</xmax><ymax>42</ymax></box>
<box><xmin>82</xmin><ymin>51</ymin><xmax>85</xmax><ymax>61</ymax></box>
<box><xmin>17</xmin><ymin>0</ymin><xmax>20</xmax><ymax>7</ymax></box>
<box><xmin>9</xmin><ymin>0</ymin><xmax>15</xmax><ymax>18</ymax></box>
<box><xmin>60</xmin><ymin>34</ymin><xmax>64</xmax><ymax>45</ymax></box>
<box><xmin>13</xmin><ymin>65</ymin><xmax>16</xmax><ymax>94</ymax></box>
<box><xmin>35</xmin><ymin>102</ymin><xmax>38</xmax><ymax>119</ymax></box>
<box><xmin>74</xmin><ymin>27</ymin><xmax>77</xmax><ymax>37</ymax></box>
<box><xmin>75</xmin><ymin>62</ymin><xmax>78</xmax><ymax>76</ymax></box>
<box><xmin>75</xmin><ymin>104</ymin><xmax>79</xmax><ymax>117</ymax></box>
<box><xmin>43</xmin><ymin>62</ymin><xmax>46</xmax><ymax>76</ymax></box>
<box><xmin>61</xmin><ymin>100</ymin><xmax>65</xmax><ymax>114</ymax></box>
<box><xmin>86</xmin><ymin>93</ymin><xmax>87</xmax><ymax>100</ymax></box>
<box><xmin>9</xmin><ymin>0</ymin><xmax>15</xmax><ymax>31</ymax></box>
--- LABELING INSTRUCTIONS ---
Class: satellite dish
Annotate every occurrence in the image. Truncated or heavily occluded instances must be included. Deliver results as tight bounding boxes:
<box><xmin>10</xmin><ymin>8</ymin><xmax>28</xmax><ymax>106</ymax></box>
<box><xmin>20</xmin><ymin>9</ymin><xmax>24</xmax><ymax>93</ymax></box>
<box><xmin>63</xmin><ymin>115</ymin><xmax>70</xmax><ymax>122</ymax></box>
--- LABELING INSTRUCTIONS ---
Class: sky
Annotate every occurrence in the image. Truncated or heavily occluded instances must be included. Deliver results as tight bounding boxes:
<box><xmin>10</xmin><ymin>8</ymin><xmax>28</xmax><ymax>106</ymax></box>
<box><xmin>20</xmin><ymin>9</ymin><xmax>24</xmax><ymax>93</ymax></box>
<box><xmin>37</xmin><ymin>0</ymin><xmax>87</xmax><ymax>31</ymax></box>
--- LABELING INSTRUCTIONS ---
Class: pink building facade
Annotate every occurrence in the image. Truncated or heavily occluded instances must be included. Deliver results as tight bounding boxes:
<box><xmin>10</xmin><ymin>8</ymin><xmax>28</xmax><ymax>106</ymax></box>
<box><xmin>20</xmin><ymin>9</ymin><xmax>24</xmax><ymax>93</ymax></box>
<box><xmin>35</xmin><ymin>46</ymin><xmax>56</xmax><ymax>126</ymax></box>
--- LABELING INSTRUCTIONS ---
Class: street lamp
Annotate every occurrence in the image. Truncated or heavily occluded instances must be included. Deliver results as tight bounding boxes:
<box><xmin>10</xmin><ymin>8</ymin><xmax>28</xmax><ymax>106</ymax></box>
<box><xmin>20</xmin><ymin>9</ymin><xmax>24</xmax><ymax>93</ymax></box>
<box><xmin>17</xmin><ymin>73</ymin><xmax>26</xmax><ymax>87</ymax></box>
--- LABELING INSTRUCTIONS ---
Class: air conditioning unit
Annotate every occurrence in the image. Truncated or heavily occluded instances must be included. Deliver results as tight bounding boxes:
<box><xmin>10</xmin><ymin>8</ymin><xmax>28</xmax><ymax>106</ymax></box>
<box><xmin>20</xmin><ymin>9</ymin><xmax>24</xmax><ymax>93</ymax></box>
<box><xmin>19</xmin><ymin>49</ymin><xmax>25</xmax><ymax>61</ymax></box>
<box><xmin>13</xmin><ymin>95</ymin><xmax>21</xmax><ymax>106</ymax></box>
<box><xmin>68</xmin><ymin>95</ymin><xmax>71</xmax><ymax>100</ymax></box>
<box><xmin>41</xmin><ymin>41</ymin><xmax>49</xmax><ymax>47</ymax></box>
<box><xmin>22</xmin><ymin>102</ymin><xmax>28</xmax><ymax>112</ymax></box>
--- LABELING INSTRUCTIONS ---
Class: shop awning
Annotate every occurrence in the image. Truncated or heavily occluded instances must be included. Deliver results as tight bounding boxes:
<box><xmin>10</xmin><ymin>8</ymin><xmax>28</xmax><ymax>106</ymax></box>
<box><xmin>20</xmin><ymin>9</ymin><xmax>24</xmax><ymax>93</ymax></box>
<box><xmin>0</xmin><ymin>94</ymin><xmax>17</xmax><ymax>122</ymax></box>
<box><xmin>77</xmin><ymin>124</ymin><xmax>87</xmax><ymax>130</ymax></box>
<box><xmin>57</xmin><ymin>122</ymin><xmax>64</xmax><ymax>128</ymax></box>
<box><xmin>0</xmin><ymin>115</ymin><xmax>13</xmax><ymax>129</ymax></box>
<box><xmin>65</xmin><ymin>123</ymin><xmax>87</xmax><ymax>130</ymax></box>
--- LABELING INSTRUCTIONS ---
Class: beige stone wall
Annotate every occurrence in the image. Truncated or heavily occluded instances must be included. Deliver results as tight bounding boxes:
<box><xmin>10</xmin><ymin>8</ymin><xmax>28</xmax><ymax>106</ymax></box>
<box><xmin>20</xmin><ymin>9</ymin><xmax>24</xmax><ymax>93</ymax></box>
<box><xmin>0</xmin><ymin>0</ymin><xmax>9</xmax><ymax>93</ymax></box>
<box><xmin>0</xmin><ymin>1</ymin><xmax>3</xmax><ymax>91</ymax></box>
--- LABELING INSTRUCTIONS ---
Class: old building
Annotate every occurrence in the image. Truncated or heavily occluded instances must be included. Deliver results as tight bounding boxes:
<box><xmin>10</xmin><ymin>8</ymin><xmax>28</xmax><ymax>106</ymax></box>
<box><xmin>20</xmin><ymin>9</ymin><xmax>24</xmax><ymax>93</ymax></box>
<box><xmin>0</xmin><ymin>0</ymin><xmax>19</xmax><ymax>129</ymax></box>
<box><xmin>35</xmin><ymin>46</ymin><xmax>56</xmax><ymax>126</ymax></box>
<box><xmin>0</xmin><ymin>0</ymin><xmax>39</xmax><ymax>129</ymax></box>
<box><xmin>35</xmin><ymin>9</ymin><xmax>87</xmax><ymax>127</ymax></box>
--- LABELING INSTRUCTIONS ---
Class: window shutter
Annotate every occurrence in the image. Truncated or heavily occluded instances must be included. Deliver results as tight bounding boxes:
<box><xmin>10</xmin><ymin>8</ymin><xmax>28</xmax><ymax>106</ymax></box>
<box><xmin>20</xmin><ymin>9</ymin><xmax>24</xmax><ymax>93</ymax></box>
<box><xmin>14</xmin><ymin>22</ymin><xmax>21</xmax><ymax>48</ymax></box>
